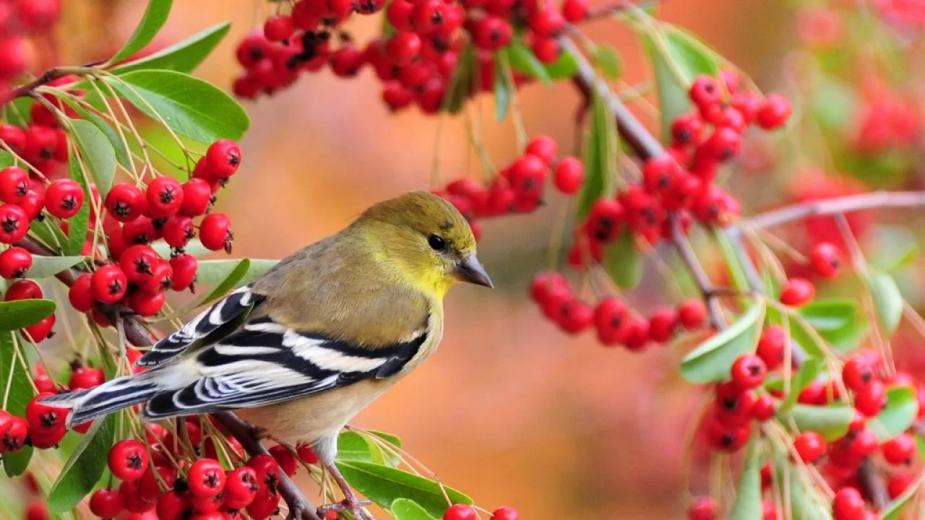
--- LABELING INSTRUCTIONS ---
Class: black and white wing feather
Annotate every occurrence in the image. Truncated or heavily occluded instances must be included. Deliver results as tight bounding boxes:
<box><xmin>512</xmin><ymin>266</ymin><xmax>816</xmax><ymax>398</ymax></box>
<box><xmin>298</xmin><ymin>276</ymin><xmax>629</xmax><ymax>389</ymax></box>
<box><xmin>142</xmin><ymin>315</ymin><xmax>429</xmax><ymax>419</ymax></box>
<box><xmin>137</xmin><ymin>285</ymin><xmax>265</xmax><ymax>367</ymax></box>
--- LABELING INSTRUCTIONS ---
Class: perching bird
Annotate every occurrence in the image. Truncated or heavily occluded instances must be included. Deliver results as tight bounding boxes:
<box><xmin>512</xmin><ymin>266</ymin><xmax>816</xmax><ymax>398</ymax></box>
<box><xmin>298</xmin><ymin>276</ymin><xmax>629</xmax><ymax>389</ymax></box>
<box><xmin>44</xmin><ymin>191</ymin><xmax>492</xmax><ymax>517</ymax></box>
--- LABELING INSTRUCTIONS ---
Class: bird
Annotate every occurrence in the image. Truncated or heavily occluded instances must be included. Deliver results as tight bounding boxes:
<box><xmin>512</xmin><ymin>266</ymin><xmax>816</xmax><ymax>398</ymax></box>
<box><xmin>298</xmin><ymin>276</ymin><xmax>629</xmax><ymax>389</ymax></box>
<box><xmin>43</xmin><ymin>191</ymin><xmax>493</xmax><ymax>518</ymax></box>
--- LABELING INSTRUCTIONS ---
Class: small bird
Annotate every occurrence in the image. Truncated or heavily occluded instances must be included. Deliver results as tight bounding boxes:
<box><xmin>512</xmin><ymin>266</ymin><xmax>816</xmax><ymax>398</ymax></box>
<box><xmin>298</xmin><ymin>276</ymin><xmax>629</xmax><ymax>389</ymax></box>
<box><xmin>44</xmin><ymin>191</ymin><xmax>492</xmax><ymax>518</ymax></box>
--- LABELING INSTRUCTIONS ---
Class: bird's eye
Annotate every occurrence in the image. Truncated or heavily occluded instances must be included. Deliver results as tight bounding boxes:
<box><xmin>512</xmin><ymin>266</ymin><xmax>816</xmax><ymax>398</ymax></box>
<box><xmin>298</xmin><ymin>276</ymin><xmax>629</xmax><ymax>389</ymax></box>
<box><xmin>428</xmin><ymin>234</ymin><xmax>447</xmax><ymax>251</ymax></box>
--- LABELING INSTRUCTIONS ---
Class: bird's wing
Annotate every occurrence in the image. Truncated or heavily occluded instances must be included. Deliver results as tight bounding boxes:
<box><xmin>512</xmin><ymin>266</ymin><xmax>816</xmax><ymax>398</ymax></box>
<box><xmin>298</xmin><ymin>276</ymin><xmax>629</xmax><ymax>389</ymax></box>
<box><xmin>136</xmin><ymin>285</ymin><xmax>266</xmax><ymax>367</ymax></box>
<box><xmin>142</xmin><ymin>314</ymin><xmax>430</xmax><ymax>419</ymax></box>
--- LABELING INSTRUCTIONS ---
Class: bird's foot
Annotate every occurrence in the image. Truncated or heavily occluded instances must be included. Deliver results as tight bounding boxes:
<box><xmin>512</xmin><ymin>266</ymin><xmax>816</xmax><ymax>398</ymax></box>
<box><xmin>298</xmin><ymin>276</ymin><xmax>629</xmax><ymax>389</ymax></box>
<box><xmin>316</xmin><ymin>498</ymin><xmax>374</xmax><ymax>520</ymax></box>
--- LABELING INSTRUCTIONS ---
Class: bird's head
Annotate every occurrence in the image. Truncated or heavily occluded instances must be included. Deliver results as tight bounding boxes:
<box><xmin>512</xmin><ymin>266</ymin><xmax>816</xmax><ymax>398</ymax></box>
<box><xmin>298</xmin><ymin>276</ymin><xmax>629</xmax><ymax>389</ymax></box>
<box><xmin>355</xmin><ymin>191</ymin><xmax>493</xmax><ymax>297</ymax></box>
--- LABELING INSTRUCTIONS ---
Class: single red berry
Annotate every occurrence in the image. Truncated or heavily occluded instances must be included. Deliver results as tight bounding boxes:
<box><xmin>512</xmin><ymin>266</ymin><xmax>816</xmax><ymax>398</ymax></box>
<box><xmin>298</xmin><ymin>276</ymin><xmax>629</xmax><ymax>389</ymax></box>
<box><xmin>585</xmin><ymin>198</ymin><xmax>624</xmax><ymax>242</ymax></box>
<box><xmin>688</xmin><ymin>496</ymin><xmax>716</xmax><ymax>520</ymax></box>
<box><xmin>17</xmin><ymin>190</ymin><xmax>43</xmax><ymax>221</ymax></box>
<box><xmin>842</xmin><ymin>352</ymin><xmax>879</xmax><ymax>391</ymax></box>
<box><xmin>269</xmin><ymin>444</ymin><xmax>298</xmax><ymax>476</ymax></box>
<box><xmin>24</xmin><ymin>314</ymin><xmax>55</xmax><ymax>342</ymax></box>
<box><xmin>5</xmin><ymin>278</ymin><xmax>41</xmax><ymax>300</ymax></box>
<box><xmin>647</xmin><ymin>306</ymin><xmax>678</xmax><ymax>343</ymax></box>
<box><xmin>730</xmin><ymin>354</ymin><xmax>767</xmax><ymax>389</ymax></box>
<box><xmin>296</xmin><ymin>443</ymin><xmax>319</xmax><ymax>464</ymax></box>
<box><xmin>69</xmin><ymin>366</ymin><xmax>104</xmax><ymax>390</ymax></box>
<box><xmin>263</xmin><ymin>14</ymin><xmax>294</xmax><ymax>41</ymax></box>
<box><xmin>553</xmin><ymin>157</ymin><xmax>584</xmax><ymax>194</ymax></box>
<box><xmin>0</xmin><ymin>126</ymin><xmax>26</xmax><ymax>155</ymax></box>
<box><xmin>756</xmin><ymin>326</ymin><xmax>786</xmax><ymax>369</ymax></box>
<box><xmin>68</xmin><ymin>273</ymin><xmax>94</xmax><ymax>312</ymax></box>
<box><xmin>882</xmin><ymin>433</ymin><xmax>915</xmax><ymax>465</ymax></box>
<box><xmin>0</xmin><ymin>203</ymin><xmax>29</xmax><ymax>243</ymax></box>
<box><xmin>750</xmin><ymin>394</ymin><xmax>776</xmax><ymax>421</ymax></box>
<box><xmin>223</xmin><ymin>466</ymin><xmax>260</xmax><ymax>509</ymax></box>
<box><xmin>0</xmin><ymin>166</ymin><xmax>29</xmax><ymax>204</ymax></box>
<box><xmin>127</xmin><ymin>289</ymin><xmax>166</xmax><ymax>317</ymax></box>
<box><xmin>0</xmin><ymin>413</ymin><xmax>27</xmax><ymax>452</ymax></box>
<box><xmin>119</xmin><ymin>244</ymin><xmax>160</xmax><ymax>283</ymax></box>
<box><xmin>794</xmin><ymin>431</ymin><xmax>827</xmax><ymax>463</ymax></box>
<box><xmin>105</xmin><ymin>182</ymin><xmax>145</xmax><ymax>222</ymax></box>
<box><xmin>809</xmin><ymin>241</ymin><xmax>840</xmax><ymax>278</ymax></box>
<box><xmin>180</xmin><ymin>178</ymin><xmax>213</xmax><ymax>217</ymax></box>
<box><xmin>156</xmin><ymin>490</ymin><xmax>189</xmax><ymax>520</ymax></box>
<box><xmin>833</xmin><ymin>487</ymin><xmax>866</xmax><ymax>520</ymax></box>
<box><xmin>200</xmin><ymin>213</ymin><xmax>233</xmax><ymax>253</ymax></box>
<box><xmin>92</xmin><ymin>264</ymin><xmax>128</xmax><ymax>303</ymax></box>
<box><xmin>162</xmin><ymin>215</ymin><xmax>195</xmax><ymax>249</ymax></box>
<box><xmin>0</xmin><ymin>246</ymin><xmax>31</xmax><ymax>278</ymax></box>
<box><xmin>707</xmin><ymin>419</ymin><xmax>751</xmax><ymax>452</ymax></box>
<box><xmin>689</xmin><ymin>76</ymin><xmax>721</xmax><ymax>107</ymax></box>
<box><xmin>888</xmin><ymin>472</ymin><xmax>916</xmax><ymax>499</ymax></box>
<box><xmin>122</xmin><ymin>216</ymin><xmax>157</xmax><ymax>245</ymax></box>
<box><xmin>677</xmin><ymin>299</ymin><xmax>707</xmax><ymax>329</ymax></box>
<box><xmin>561</xmin><ymin>0</ymin><xmax>588</xmax><ymax>22</ymax></box>
<box><xmin>188</xmin><ymin>458</ymin><xmax>226</xmax><ymax>498</ymax></box>
<box><xmin>491</xmin><ymin>506</ymin><xmax>519</xmax><ymax>520</ymax></box>
<box><xmin>145</xmin><ymin>177</ymin><xmax>184</xmax><ymax>218</ymax></box>
<box><xmin>119</xmin><ymin>479</ymin><xmax>155</xmax><ymax>514</ymax></box>
<box><xmin>444</xmin><ymin>504</ymin><xmax>477</xmax><ymax>520</ymax></box>
<box><xmin>90</xmin><ymin>488</ymin><xmax>124</xmax><ymax>518</ymax></box>
<box><xmin>386</xmin><ymin>32</ymin><xmax>422</xmax><ymax>65</ymax></box>
<box><xmin>756</xmin><ymin>94</ymin><xmax>791</xmax><ymax>130</ymax></box>
<box><xmin>108</xmin><ymin>439</ymin><xmax>149</xmax><ymax>481</ymax></box>
<box><xmin>26</xmin><ymin>393</ymin><xmax>67</xmax><ymax>448</ymax></box>
<box><xmin>525</xmin><ymin>135</ymin><xmax>557</xmax><ymax>165</ymax></box>
<box><xmin>44</xmin><ymin>179</ymin><xmax>84</xmax><ymax>219</ymax></box>
<box><xmin>780</xmin><ymin>278</ymin><xmax>815</xmax><ymax>306</ymax></box>
<box><xmin>137</xmin><ymin>259</ymin><xmax>173</xmax><ymax>295</ymax></box>
<box><xmin>854</xmin><ymin>380</ymin><xmax>886</xmax><ymax>417</ymax></box>
<box><xmin>169</xmin><ymin>253</ymin><xmax>198</xmax><ymax>291</ymax></box>
<box><xmin>472</xmin><ymin>16</ymin><xmax>512</xmax><ymax>50</ymax></box>
<box><xmin>532</xmin><ymin>36</ymin><xmax>560</xmax><ymax>64</ymax></box>
<box><xmin>713</xmin><ymin>381</ymin><xmax>757</xmax><ymax>426</ymax></box>
<box><xmin>700</xmin><ymin>127</ymin><xmax>742</xmax><ymax>162</ymax></box>
<box><xmin>671</xmin><ymin>113</ymin><xmax>704</xmax><ymax>146</ymax></box>
<box><xmin>593</xmin><ymin>297</ymin><xmax>630</xmax><ymax>346</ymax></box>
<box><xmin>247</xmin><ymin>488</ymin><xmax>281</xmax><ymax>520</ymax></box>
<box><xmin>16</xmin><ymin>0</ymin><xmax>61</xmax><ymax>30</ymax></box>
<box><xmin>24</xmin><ymin>501</ymin><xmax>49</xmax><ymax>520</ymax></box>
<box><xmin>205</xmin><ymin>139</ymin><xmax>242</xmax><ymax>179</ymax></box>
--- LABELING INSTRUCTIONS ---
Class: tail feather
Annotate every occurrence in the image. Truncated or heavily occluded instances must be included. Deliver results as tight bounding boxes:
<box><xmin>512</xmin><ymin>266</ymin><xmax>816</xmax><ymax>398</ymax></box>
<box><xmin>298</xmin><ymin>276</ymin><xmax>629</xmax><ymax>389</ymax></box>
<box><xmin>41</xmin><ymin>374</ymin><xmax>162</xmax><ymax>427</ymax></box>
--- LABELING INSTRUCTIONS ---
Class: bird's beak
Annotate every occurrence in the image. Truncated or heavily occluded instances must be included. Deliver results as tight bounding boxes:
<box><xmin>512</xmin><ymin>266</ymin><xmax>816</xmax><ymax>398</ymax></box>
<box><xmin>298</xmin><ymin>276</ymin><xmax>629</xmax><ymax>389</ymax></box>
<box><xmin>454</xmin><ymin>254</ymin><xmax>493</xmax><ymax>288</ymax></box>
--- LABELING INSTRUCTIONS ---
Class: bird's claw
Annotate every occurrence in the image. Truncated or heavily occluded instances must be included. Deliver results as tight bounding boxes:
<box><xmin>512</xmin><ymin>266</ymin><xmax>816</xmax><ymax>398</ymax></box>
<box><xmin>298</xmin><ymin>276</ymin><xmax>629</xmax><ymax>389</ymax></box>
<box><xmin>316</xmin><ymin>498</ymin><xmax>374</xmax><ymax>520</ymax></box>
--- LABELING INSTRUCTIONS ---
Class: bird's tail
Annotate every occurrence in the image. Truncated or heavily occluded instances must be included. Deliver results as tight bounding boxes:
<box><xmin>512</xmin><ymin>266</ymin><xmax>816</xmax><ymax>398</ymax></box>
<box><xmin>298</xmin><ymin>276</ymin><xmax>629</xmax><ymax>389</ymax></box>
<box><xmin>40</xmin><ymin>372</ymin><xmax>162</xmax><ymax>427</ymax></box>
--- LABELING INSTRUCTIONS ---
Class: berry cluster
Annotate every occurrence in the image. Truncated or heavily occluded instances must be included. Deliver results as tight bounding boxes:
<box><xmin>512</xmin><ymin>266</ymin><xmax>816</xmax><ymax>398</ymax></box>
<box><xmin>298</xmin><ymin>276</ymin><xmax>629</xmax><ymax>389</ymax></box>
<box><xmin>232</xmin><ymin>0</ymin><xmax>590</xmax><ymax>113</ymax></box>
<box><xmin>0</xmin><ymin>0</ymin><xmax>60</xmax><ymax>99</ymax></box>
<box><xmin>434</xmin><ymin>134</ymin><xmax>583</xmax><ymax>239</ymax></box>
<box><xmin>443</xmin><ymin>503</ymin><xmax>519</xmax><ymax>520</ymax></box>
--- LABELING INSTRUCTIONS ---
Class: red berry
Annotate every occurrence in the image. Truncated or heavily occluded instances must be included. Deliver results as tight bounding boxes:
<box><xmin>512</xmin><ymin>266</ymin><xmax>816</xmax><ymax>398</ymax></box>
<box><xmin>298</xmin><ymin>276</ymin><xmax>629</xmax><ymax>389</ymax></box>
<box><xmin>472</xmin><ymin>16</ymin><xmax>511</xmax><ymax>50</ymax></box>
<box><xmin>169</xmin><ymin>253</ymin><xmax>198</xmax><ymax>291</ymax></box>
<box><xmin>24</xmin><ymin>501</ymin><xmax>49</xmax><ymax>520</ymax></box>
<box><xmin>647</xmin><ymin>306</ymin><xmax>678</xmax><ymax>343</ymax></box>
<box><xmin>296</xmin><ymin>443</ymin><xmax>319</xmax><ymax>464</ymax></box>
<box><xmin>247</xmin><ymin>488</ymin><xmax>281</xmax><ymax>520</ymax></box>
<box><xmin>137</xmin><ymin>259</ymin><xmax>173</xmax><ymax>295</ymax></box>
<box><xmin>0</xmin><ymin>413</ymin><xmax>27</xmax><ymax>452</ymax></box>
<box><xmin>109</xmin><ymin>439</ymin><xmax>149</xmax><ymax>481</ymax></box>
<box><xmin>6</xmin><ymin>278</ymin><xmax>41</xmax><ymax>300</ymax></box>
<box><xmin>119</xmin><ymin>244</ymin><xmax>160</xmax><ymax>283</ymax></box>
<box><xmin>224</xmin><ymin>466</ymin><xmax>260</xmax><ymax>509</ymax></box>
<box><xmin>127</xmin><ymin>290</ymin><xmax>166</xmax><ymax>317</ymax></box>
<box><xmin>0</xmin><ymin>166</ymin><xmax>29</xmax><ymax>204</ymax></box>
<box><xmin>17</xmin><ymin>190</ymin><xmax>43</xmax><ymax>221</ymax></box>
<box><xmin>156</xmin><ymin>490</ymin><xmax>189</xmax><ymax>520</ymax></box>
<box><xmin>119</xmin><ymin>480</ymin><xmax>155</xmax><ymax>514</ymax></box>
<box><xmin>16</xmin><ymin>0</ymin><xmax>60</xmax><ymax>30</ymax></box>
<box><xmin>68</xmin><ymin>273</ymin><xmax>94</xmax><ymax>312</ymax></box>
<box><xmin>780</xmin><ymin>278</ymin><xmax>815</xmax><ymax>306</ymax></box>
<box><xmin>882</xmin><ymin>433</ymin><xmax>915</xmax><ymax>465</ymax></box>
<box><xmin>199</xmin><ymin>213</ymin><xmax>233</xmax><ymax>253</ymax></box>
<box><xmin>180</xmin><ymin>178</ymin><xmax>213</xmax><ymax>217</ymax></box>
<box><xmin>688</xmin><ymin>496</ymin><xmax>716</xmax><ymax>520</ymax></box>
<box><xmin>45</xmin><ymin>179</ymin><xmax>84</xmax><ymax>219</ymax></box>
<box><xmin>387</xmin><ymin>32</ymin><xmax>422</xmax><ymax>65</ymax></box>
<box><xmin>794</xmin><ymin>431</ymin><xmax>827</xmax><ymax>463</ymax></box>
<box><xmin>188</xmin><ymin>458</ymin><xmax>226</xmax><ymax>498</ymax></box>
<box><xmin>90</xmin><ymin>488</ymin><xmax>124</xmax><ymax>518</ymax></box>
<box><xmin>525</xmin><ymin>135</ymin><xmax>557</xmax><ymax>165</ymax></box>
<box><xmin>677</xmin><ymin>299</ymin><xmax>707</xmax><ymax>329</ymax></box>
<box><xmin>0</xmin><ymin>204</ymin><xmax>29</xmax><ymax>243</ymax></box>
<box><xmin>756</xmin><ymin>94</ymin><xmax>791</xmax><ymax>129</ymax></box>
<box><xmin>594</xmin><ymin>297</ymin><xmax>630</xmax><ymax>345</ymax></box>
<box><xmin>561</xmin><ymin>0</ymin><xmax>588</xmax><ymax>22</ymax></box>
<box><xmin>162</xmin><ymin>215</ymin><xmax>195</xmax><ymax>249</ymax></box>
<box><xmin>700</xmin><ymin>127</ymin><xmax>742</xmax><ymax>161</ymax></box>
<box><xmin>842</xmin><ymin>352</ymin><xmax>879</xmax><ymax>391</ymax></box>
<box><xmin>0</xmin><ymin>246</ymin><xmax>31</xmax><ymax>278</ymax></box>
<box><xmin>689</xmin><ymin>76</ymin><xmax>721</xmax><ymax>107</ymax></box>
<box><xmin>69</xmin><ymin>366</ymin><xmax>103</xmax><ymax>389</ymax></box>
<box><xmin>269</xmin><ymin>444</ymin><xmax>298</xmax><ymax>476</ymax></box>
<box><xmin>809</xmin><ymin>241</ymin><xmax>840</xmax><ymax>278</ymax></box>
<box><xmin>0</xmin><ymin>126</ymin><xmax>26</xmax><ymax>155</ymax></box>
<box><xmin>730</xmin><ymin>354</ymin><xmax>767</xmax><ymax>389</ymax></box>
<box><xmin>552</xmin><ymin>157</ymin><xmax>583</xmax><ymax>194</ymax></box>
<box><xmin>888</xmin><ymin>472</ymin><xmax>915</xmax><ymax>499</ymax></box>
<box><xmin>756</xmin><ymin>326</ymin><xmax>786</xmax><ymax>369</ymax></box>
<box><xmin>146</xmin><ymin>177</ymin><xmax>184</xmax><ymax>218</ymax></box>
<box><xmin>713</xmin><ymin>381</ymin><xmax>757</xmax><ymax>425</ymax></box>
<box><xmin>671</xmin><ymin>114</ymin><xmax>704</xmax><ymax>145</ymax></box>
<box><xmin>707</xmin><ymin>419</ymin><xmax>751</xmax><ymax>452</ymax></box>
<box><xmin>854</xmin><ymin>380</ymin><xmax>886</xmax><ymax>417</ymax></box>
<box><xmin>263</xmin><ymin>15</ymin><xmax>294</xmax><ymax>41</ymax></box>
<box><xmin>26</xmin><ymin>393</ymin><xmax>67</xmax><ymax>448</ymax></box>
<box><xmin>491</xmin><ymin>507</ymin><xmax>519</xmax><ymax>520</ymax></box>
<box><xmin>751</xmin><ymin>394</ymin><xmax>776</xmax><ymax>421</ymax></box>
<box><xmin>205</xmin><ymin>139</ymin><xmax>242</xmax><ymax>179</ymax></box>
<box><xmin>105</xmin><ymin>183</ymin><xmax>145</xmax><ymax>222</ymax></box>
<box><xmin>92</xmin><ymin>264</ymin><xmax>128</xmax><ymax>303</ymax></box>
<box><xmin>444</xmin><ymin>504</ymin><xmax>477</xmax><ymax>520</ymax></box>
<box><xmin>24</xmin><ymin>314</ymin><xmax>55</xmax><ymax>342</ymax></box>
<box><xmin>832</xmin><ymin>487</ymin><xmax>866</xmax><ymax>520</ymax></box>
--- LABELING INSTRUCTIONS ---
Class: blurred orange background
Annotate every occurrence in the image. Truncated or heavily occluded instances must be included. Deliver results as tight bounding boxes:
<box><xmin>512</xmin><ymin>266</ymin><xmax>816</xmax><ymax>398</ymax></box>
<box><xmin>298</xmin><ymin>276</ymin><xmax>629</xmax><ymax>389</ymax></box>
<box><xmin>50</xmin><ymin>1</ymin><xmax>791</xmax><ymax>517</ymax></box>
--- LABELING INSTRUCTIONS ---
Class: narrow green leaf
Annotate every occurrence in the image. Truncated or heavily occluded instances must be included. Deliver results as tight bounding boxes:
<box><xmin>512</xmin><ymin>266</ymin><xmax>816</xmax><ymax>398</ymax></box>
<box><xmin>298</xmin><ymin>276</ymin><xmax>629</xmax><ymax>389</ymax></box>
<box><xmin>870</xmin><ymin>386</ymin><xmax>919</xmax><ymax>441</ymax></box>
<box><xmin>337</xmin><ymin>431</ymin><xmax>386</xmax><ymax>464</ymax></box>
<box><xmin>0</xmin><ymin>331</ymin><xmax>34</xmax><ymax>476</ymax></box>
<box><xmin>391</xmin><ymin>498</ymin><xmax>436</xmax><ymax>520</ymax></box>
<box><xmin>865</xmin><ymin>270</ymin><xmax>903</xmax><ymax>338</ymax></box>
<box><xmin>65</xmin><ymin>154</ymin><xmax>91</xmax><ymax>256</ymax></box>
<box><xmin>195</xmin><ymin>258</ymin><xmax>277</xmax><ymax>288</ymax></box>
<box><xmin>713</xmin><ymin>230</ymin><xmax>749</xmax><ymax>292</ymax></box>
<box><xmin>113</xmin><ymin>22</ymin><xmax>230</xmax><ymax>74</ymax></box>
<box><xmin>109</xmin><ymin>0</ymin><xmax>174</xmax><ymax>65</ymax></box>
<box><xmin>544</xmin><ymin>50</ymin><xmax>579</xmax><ymax>79</ymax></box>
<box><xmin>367</xmin><ymin>430</ymin><xmax>403</xmax><ymax>449</ymax></box>
<box><xmin>603</xmin><ymin>229</ymin><xmax>642</xmax><ymax>289</ymax></box>
<box><xmin>0</xmin><ymin>150</ymin><xmax>13</xmax><ymax>168</ymax></box>
<box><xmin>780</xmin><ymin>357</ymin><xmax>823</xmax><ymax>413</ymax></box>
<box><xmin>337</xmin><ymin>461</ymin><xmax>471</xmax><ymax>518</ymax></box>
<box><xmin>28</xmin><ymin>256</ymin><xmax>85</xmax><ymax>279</ymax></box>
<box><xmin>576</xmin><ymin>90</ymin><xmax>616</xmax><ymax>218</ymax></box>
<box><xmin>47</xmin><ymin>415</ymin><xmax>116</xmax><ymax>513</ymax></box>
<box><xmin>730</xmin><ymin>438</ymin><xmax>762</xmax><ymax>520</ymax></box>
<box><xmin>0</xmin><ymin>300</ymin><xmax>56</xmax><ymax>331</ymax></box>
<box><xmin>593</xmin><ymin>45</ymin><xmax>622</xmax><ymax>79</ymax></box>
<box><xmin>680</xmin><ymin>302</ymin><xmax>764</xmax><ymax>383</ymax></box>
<box><xmin>507</xmin><ymin>40</ymin><xmax>552</xmax><ymax>83</ymax></box>
<box><xmin>773</xmin><ymin>454</ymin><xmax>833</xmax><ymax>520</ymax></box>
<box><xmin>70</xmin><ymin>119</ymin><xmax>117</xmax><ymax>194</ymax></box>
<box><xmin>780</xmin><ymin>404</ymin><xmax>854</xmax><ymax>441</ymax></box>
<box><xmin>442</xmin><ymin>45</ymin><xmax>475</xmax><ymax>114</ymax></box>
<box><xmin>63</xmin><ymin>101</ymin><xmax>131</xmax><ymax>170</ymax></box>
<box><xmin>4</xmin><ymin>98</ymin><xmax>32</xmax><ymax>126</ymax></box>
<box><xmin>493</xmin><ymin>52</ymin><xmax>513</xmax><ymax>121</ymax></box>
<box><xmin>104</xmin><ymin>70</ymin><xmax>249</xmax><ymax>142</ymax></box>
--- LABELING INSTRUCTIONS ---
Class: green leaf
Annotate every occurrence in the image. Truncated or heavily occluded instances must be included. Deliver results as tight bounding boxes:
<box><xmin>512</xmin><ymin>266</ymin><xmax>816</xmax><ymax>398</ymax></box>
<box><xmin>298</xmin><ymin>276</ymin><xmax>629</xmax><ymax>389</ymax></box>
<box><xmin>195</xmin><ymin>258</ymin><xmax>277</xmax><ymax>288</ymax></box>
<box><xmin>780</xmin><ymin>404</ymin><xmax>854</xmax><ymax>441</ymax></box>
<box><xmin>507</xmin><ymin>40</ymin><xmax>551</xmax><ymax>83</ymax></box>
<box><xmin>773</xmin><ymin>455</ymin><xmax>833</xmax><ymax>520</ymax></box>
<box><xmin>0</xmin><ymin>300</ymin><xmax>56</xmax><ymax>331</ymax></box>
<box><xmin>576</xmin><ymin>89</ymin><xmax>616</xmax><ymax>218</ymax></box>
<box><xmin>799</xmin><ymin>299</ymin><xmax>868</xmax><ymax>353</ymax></box>
<box><xmin>493</xmin><ymin>52</ymin><xmax>513</xmax><ymax>121</ymax></box>
<box><xmin>603</xmin><ymin>229</ymin><xmax>641</xmax><ymax>289</ymax></box>
<box><xmin>639</xmin><ymin>22</ymin><xmax>721</xmax><ymax>139</ymax></box>
<box><xmin>680</xmin><ymin>303</ymin><xmax>764</xmax><ymax>383</ymax></box>
<box><xmin>0</xmin><ymin>150</ymin><xmax>13</xmax><ymax>168</ymax></box>
<box><xmin>109</xmin><ymin>0</ymin><xmax>174</xmax><ymax>65</ymax></box>
<box><xmin>713</xmin><ymin>229</ymin><xmax>750</xmax><ymax>292</ymax></box>
<box><xmin>337</xmin><ymin>461</ymin><xmax>471</xmax><ymax>518</ymax></box>
<box><xmin>593</xmin><ymin>45</ymin><xmax>622</xmax><ymax>79</ymax></box>
<box><xmin>442</xmin><ymin>45</ymin><xmax>475</xmax><ymax>114</ymax></box>
<box><xmin>65</xmin><ymin>153</ymin><xmax>92</xmax><ymax>256</ymax></box>
<box><xmin>70</xmin><ymin>119</ymin><xmax>117</xmax><ymax>194</ymax></box>
<box><xmin>337</xmin><ymin>431</ymin><xmax>386</xmax><ymax>464</ymax></box>
<box><xmin>783</xmin><ymin>311</ymin><xmax>827</xmax><ymax>360</ymax></box>
<box><xmin>0</xmin><ymin>331</ymin><xmax>34</xmax><ymax>476</ymax></box>
<box><xmin>864</xmin><ymin>270</ymin><xmax>903</xmax><ymax>338</ymax></box>
<box><xmin>104</xmin><ymin>70</ymin><xmax>249</xmax><ymax>142</ymax></box>
<box><xmin>112</xmin><ymin>22</ymin><xmax>230</xmax><ymax>74</ymax></box>
<box><xmin>730</xmin><ymin>438</ymin><xmax>762</xmax><ymax>520</ymax></box>
<box><xmin>391</xmin><ymin>498</ymin><xmax>436</xmax><ymax>520</ymax></box>
<box><xmin>64</xmin><ymin>101</ymin><xmax>131</xmax><ymax>170</ymax></box>
<box><xmin>544</xmin><ymin>50</ymin><xmax>579</xmax><ymax>80</ymax></box>
<box><xmin>870</xmin><ymin>386</ymin><xmax>919</xmax><ymax>441</ymax></box>
<box><xmin>367</xmin><ymin>430</ymin><xmax>403</xmax><ymax>449</ymax></box>
<box><xmin>28</xmin><ymin>256</ymin><xmax>85</xmax><ymax>279</ymax></box>
<box><xmin>152</xmin><ymin>238</ymin><xmax>210</xmax><ymax>258</ymax></box>
<box><xmin>780</xmin><ymin>357</ymin><xmax>823</xmax><ymax>413</ymax></box>
<box><xmin>47</xmin><ymin>414</ymin><xmax>116</xmax><ymax>513</ymax></box>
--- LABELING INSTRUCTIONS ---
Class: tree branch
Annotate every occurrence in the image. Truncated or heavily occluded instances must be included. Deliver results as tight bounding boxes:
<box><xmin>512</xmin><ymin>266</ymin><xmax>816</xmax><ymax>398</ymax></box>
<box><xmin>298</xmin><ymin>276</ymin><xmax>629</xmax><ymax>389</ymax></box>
<box><xmin>14</xmin><ymin>236</ymin><xmax>322</xmax><ymax>520</ymax></box>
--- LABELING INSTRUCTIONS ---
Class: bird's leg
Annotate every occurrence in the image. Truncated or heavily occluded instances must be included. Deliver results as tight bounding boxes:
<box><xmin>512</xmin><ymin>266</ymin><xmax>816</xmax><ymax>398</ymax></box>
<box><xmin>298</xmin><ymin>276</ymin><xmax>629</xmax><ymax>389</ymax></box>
<box><xmin>316</xmin><ymin>462</ymin><xmax>374</xmax><ymax>520</ymax></box>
